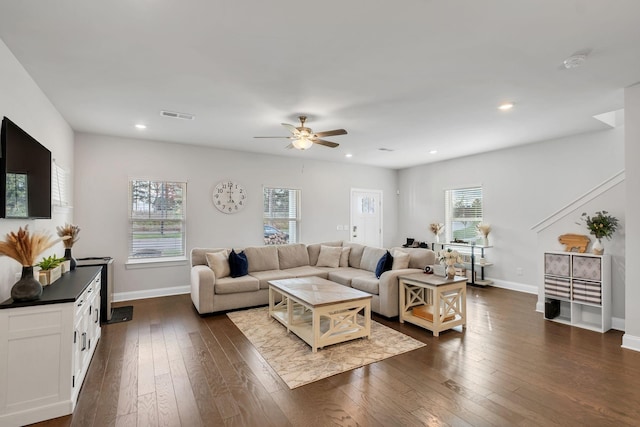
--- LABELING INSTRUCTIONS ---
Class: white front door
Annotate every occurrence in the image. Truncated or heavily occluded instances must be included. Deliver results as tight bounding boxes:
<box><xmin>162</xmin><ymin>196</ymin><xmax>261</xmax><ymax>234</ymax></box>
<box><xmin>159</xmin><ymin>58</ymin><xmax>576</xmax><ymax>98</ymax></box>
<box><xmin>350</xmin><ymin>189</ymin><xmax>383</xmax><ymax>247</ymax></box>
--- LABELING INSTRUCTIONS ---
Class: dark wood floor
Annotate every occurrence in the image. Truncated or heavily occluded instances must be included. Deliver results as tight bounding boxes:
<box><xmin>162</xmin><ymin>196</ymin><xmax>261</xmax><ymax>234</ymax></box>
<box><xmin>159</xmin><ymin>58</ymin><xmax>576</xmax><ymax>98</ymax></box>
<box><xmin>31</xmin><ymin>286</ymin><xmax>640</xmax><ymax>427</ymax></box>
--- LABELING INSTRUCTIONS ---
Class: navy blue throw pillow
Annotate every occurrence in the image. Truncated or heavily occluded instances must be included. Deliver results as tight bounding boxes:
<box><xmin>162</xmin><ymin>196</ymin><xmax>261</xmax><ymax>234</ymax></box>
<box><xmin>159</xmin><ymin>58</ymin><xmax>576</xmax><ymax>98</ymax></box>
<box><xmin>375</xmin><ymin>250</ymin><xmax>394</xmax><ymax>279</ymax></box>
<box><xmin>228</xmin><ymin>250</ymin><xmax>249</xmax><ymax>278</ymax></box>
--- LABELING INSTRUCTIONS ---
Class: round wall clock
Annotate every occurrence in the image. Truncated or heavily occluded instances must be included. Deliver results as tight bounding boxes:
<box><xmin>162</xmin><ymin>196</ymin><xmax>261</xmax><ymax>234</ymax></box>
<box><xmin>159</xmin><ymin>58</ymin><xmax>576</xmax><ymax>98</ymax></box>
<box><xmin>213</xmin><ymin>180</ymin><xmax>247</xmax><ymax>214</ymax></box>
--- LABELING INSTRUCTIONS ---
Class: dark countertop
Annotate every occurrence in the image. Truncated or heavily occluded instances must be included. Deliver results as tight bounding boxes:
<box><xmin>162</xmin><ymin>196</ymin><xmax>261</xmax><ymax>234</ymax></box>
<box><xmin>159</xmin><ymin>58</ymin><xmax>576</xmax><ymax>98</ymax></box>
<box><xmin>0</xmin><ymin>266</ymin><xmax>102</xmax><ymax>309</ymax></box>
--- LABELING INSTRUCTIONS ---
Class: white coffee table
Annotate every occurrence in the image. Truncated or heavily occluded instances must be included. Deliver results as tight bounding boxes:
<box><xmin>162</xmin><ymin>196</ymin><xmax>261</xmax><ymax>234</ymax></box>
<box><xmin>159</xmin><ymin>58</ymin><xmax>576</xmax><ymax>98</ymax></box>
<box><xmin>268</xmin><ymin>277</ymin><xmax>372</xmax><ymax>352</ymax></box>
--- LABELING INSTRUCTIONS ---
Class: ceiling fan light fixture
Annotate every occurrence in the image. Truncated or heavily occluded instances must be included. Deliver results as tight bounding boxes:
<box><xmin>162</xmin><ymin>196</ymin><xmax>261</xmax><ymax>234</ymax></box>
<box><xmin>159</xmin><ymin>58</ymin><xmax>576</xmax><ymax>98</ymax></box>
<box><xmin>292</xmin><ymin>138</ymin><xmax>313</xmax><ymax>150</ymax></box>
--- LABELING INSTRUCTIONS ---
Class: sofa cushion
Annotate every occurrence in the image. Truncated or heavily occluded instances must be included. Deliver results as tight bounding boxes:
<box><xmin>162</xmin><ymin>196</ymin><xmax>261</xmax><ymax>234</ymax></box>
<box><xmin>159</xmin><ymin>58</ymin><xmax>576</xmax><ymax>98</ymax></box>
<box><xmin>392</xmin><ymin>247</ymin><xmax>437</xmax><ymax>269</ymax></box>
<box><xmin>245</xmin><ymin>245</ymin><xmax>279</xmax><ymax>272</ymax></box>
<box><xmin>327</xmin><ymin>268</ymin><xmax>369</xmax><ymax>286</ymax></box>
<box><xmin>351</xmin><ymin>274</ymin><xmax>379</xmax><ymax>295</ymax></box>
<box><xmin>283</xmin><ymin>266</ymin><xmax>329</xmax><ymax>279</ymax></box>
<box><xmin>375</xmin><ymin>250</ymin><xmax>394</xmax><ymax>278</ymax></box>
<box><xmin>250</xmin><ymin>270</ymin><xmax>295</xmax><ymax>289</ymax></box>
<box><xmin>214</xmin><ymin>275</ymin><xmax>259</xmax><ymax>294</ymax></box>
<box><xmin>360</xmin><ymin>246</ymin><xmax>387</xmax><ymax>273</ymax></box>
<box><xmin>339</xmin><ymin>247</ymin><xmax>351</xmax><ymax>267</ymax></box>
<box><xmin>229</xmin><ymin>250</ymin><xmax>249</xmax><ymax>277</ymax></box>
<box><xmin>344</xmin><ymin>243</ymin><xmax>365</xmax><ymax>268</ymax></box>
<box><xmin>205</xmin><ymin>250</ymin><xmax>230</xmax><ymax>279</ymax></box>
<box><xmin>277</xmin><ymin>244</ymin><xmax>310</xmax><ymax>269</ymax></box>
<box><xmin>391</xmin><ymin>249</ymin><xmax>411</xmax><ymax>270</ymax></box>
<box><xmin>191</xmin><ymin>247</ymin><xmax>228</xmax><ymax>267</ymax></box>
<box><xmin>316</xmin><ymin>245</ymin><xmax>343</xmax><ymax>268</ymax></box>
<box><xmin>307</xmin><ymin>241</ymin><xmax>343</xmax><ymax>266</ymax></box>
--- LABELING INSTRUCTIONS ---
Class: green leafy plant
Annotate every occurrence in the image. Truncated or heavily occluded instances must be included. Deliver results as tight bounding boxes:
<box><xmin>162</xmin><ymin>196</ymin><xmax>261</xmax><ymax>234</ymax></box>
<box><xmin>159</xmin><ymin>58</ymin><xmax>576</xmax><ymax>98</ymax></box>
<box><xmin>580</xmin><ymin>211</ymin><xmax>619</xmax><ymax>240</ymax></box>
<box><xmin>36</xmin><ymin>254</ymin><xmax>65</xmax><ymax>270</ymax></box>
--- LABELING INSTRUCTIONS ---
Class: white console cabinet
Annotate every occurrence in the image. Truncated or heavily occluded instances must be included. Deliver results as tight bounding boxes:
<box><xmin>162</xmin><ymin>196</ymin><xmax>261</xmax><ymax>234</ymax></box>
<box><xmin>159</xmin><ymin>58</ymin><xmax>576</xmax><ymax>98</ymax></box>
<box><xmin>543</xmin><ymin>251</ymin><xmax>611</xmax><ymax>332</ymax></box>
<box><xmin>0</xmin><ymin>267</ymin><xmax>102</xmax><ymax>427</ymax></box>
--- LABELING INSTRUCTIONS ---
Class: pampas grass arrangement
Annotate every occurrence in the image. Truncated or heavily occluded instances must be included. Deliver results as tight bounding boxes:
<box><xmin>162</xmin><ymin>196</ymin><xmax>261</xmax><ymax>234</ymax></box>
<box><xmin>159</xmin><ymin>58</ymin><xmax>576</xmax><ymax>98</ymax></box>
<box><xmin>56</xmin><ymin>223</ymin><xmax>80</xmax><ymax>248</ymax></box>
<box><xmin>0</xmin><ymin>226</ymin><xmax>67</xmax><ymax>266</ymax></box>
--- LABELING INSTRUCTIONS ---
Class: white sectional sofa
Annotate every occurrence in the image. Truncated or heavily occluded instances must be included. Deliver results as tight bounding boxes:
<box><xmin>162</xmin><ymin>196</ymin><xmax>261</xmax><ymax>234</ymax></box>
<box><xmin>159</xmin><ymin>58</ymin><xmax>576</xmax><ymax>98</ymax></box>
<box><xmin>190</xmin><ymin>241</ymin><xmax>436</xmax><ymax>317</ymax></box>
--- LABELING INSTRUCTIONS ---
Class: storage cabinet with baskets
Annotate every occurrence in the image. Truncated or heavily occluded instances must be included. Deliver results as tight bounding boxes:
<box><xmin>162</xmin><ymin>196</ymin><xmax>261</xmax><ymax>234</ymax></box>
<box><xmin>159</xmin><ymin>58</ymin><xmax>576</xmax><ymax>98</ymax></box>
<box><xmin>543</xmin><ymin>251</ymin><xmax>611</xmax><ymax>332</ymax></box>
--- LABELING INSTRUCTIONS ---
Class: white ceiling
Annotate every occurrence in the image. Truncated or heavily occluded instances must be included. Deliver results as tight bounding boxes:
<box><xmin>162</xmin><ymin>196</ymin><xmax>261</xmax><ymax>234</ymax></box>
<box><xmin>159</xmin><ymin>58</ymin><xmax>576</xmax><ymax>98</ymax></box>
<box><xmin>1</xmin><ymin>1</ymin><xmax>639</xmax><ymax>169</ymax></box>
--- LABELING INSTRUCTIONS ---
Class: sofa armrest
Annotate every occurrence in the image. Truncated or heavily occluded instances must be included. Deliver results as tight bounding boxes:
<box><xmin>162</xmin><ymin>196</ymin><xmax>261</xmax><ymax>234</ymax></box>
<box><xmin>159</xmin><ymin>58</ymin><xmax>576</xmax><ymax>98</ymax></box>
<box><xmin>190</xmin><ymin>265</ymin><xmax>215</xmax><ymax>314</ymax></box>
<box><xmin>378</xmin><ymin>268</ymin><xmax>423</xmax><ymax>317</ymax></box>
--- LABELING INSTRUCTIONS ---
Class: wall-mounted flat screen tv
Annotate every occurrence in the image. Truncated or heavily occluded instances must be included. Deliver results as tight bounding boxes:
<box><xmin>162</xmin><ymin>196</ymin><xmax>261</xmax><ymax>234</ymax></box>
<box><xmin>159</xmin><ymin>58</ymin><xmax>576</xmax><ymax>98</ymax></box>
<box><xmin>1</xmin><ymin>117</ymin><xmax>52</xmax><ymax>219</ymax></box>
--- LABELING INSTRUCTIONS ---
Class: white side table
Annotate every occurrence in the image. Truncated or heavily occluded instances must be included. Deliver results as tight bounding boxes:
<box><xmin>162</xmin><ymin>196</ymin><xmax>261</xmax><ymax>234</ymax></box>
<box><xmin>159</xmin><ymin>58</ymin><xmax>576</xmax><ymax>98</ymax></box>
<box><xmin>399</xmin><ymin>273</ymin><xmax>467</xmax><ymax>336</ymax></box>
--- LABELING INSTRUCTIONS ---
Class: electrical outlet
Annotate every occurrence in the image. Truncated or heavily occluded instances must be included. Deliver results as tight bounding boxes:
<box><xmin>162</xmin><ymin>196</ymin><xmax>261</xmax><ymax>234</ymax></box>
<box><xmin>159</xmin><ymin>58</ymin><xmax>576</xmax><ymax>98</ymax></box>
<box><xmin>337</xmin><ymin>225</ymin><xmax>343</xmax><ymax>231</ymax></box>
<box><xmin>516</xmin><ymin>267</ymin><xmax>523</xmax><ymax>276</ymax></box>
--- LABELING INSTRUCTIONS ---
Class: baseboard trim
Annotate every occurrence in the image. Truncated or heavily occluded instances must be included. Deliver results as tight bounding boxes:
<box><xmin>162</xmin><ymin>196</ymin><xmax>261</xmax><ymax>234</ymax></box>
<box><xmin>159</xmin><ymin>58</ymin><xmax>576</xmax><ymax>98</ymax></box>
<box><xmin>622</xmin><ymin>333</ymin><xmax>640</xmax><ymax>352</ymax></box>
<box><xmin>113</xmin><ymin>285</ymin><xmax>190</xmax><ymax>303</ymax></box>
<box><xmin>490</xmin><ymin>279</ymin><xmax>538</xmax><ymax>295</ymax></box>
<box><xmin>612</xmin><ymin>317</ymin><xmax>625</xmax><ymax>332</ymax></box>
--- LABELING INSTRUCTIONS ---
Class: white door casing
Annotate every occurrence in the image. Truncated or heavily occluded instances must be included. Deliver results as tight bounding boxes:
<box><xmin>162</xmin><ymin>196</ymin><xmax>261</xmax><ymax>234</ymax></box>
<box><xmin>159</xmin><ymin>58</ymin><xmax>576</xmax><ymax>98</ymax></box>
<box><xmin>350</xmin><ymin>189</ymin><xmax>383</xmax><ymax>247</ymax></box>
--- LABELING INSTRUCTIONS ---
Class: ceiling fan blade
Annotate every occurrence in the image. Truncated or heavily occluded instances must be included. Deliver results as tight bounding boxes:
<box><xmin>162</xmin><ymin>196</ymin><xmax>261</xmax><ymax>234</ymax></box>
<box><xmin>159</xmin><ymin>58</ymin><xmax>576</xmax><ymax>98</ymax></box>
<box><xmin>313</xmin><ymin>138</ymin><xmax>339</xmax><ymax>148</ymax></box>
<box><xmin>254</xmin><ymin>136</ymin><xmax>292</xmax><ymax>139</ymax></box>
<box><xmin>281</xmin><ymin>123</ymin><xmax>299</xmax><ymax>135</ymax></box>
<box><xmin>313</xmin><ymin>129</ymin><xmax>347</xmax><ymax>137</ymax></box>
<box><xmin>285</xmin><ymin>143</ymin><xmax>295</xmax><ymax>149</ymax></box>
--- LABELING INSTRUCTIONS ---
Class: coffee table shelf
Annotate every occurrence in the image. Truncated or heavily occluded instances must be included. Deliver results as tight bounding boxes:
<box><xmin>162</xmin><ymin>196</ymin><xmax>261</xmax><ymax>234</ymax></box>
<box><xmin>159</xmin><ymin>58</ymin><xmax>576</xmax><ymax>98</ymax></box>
<box><xmin>269</xmin><ymin>277</ymin><xmax>372</xmax><ymax>352</ymax></box>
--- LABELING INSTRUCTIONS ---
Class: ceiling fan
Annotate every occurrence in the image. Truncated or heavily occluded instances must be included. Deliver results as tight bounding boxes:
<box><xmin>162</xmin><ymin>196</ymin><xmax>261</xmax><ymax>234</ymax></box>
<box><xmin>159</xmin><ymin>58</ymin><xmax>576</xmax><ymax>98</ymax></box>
<box><xmin>254</xmin><ymin>115</ymin><xmax>347</xmax><ymax>150</ymax></box>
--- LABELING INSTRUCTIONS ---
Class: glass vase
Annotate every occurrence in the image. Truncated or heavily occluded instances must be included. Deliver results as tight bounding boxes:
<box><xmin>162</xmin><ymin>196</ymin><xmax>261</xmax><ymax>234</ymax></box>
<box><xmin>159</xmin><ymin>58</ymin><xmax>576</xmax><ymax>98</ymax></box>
<box><xmin>11</xmin><ymin>266</ymin><xmax>43</xmax><ymax>302</ymax></box>
<box><xmin>446</xmin><ymin>264</ymin><xmax>456</xmax><ymax>279</ymax></box>
<box><xmin>592</xmin><ymin>238</ymin><xmax>604</xmax><ymax>255</ymax></box>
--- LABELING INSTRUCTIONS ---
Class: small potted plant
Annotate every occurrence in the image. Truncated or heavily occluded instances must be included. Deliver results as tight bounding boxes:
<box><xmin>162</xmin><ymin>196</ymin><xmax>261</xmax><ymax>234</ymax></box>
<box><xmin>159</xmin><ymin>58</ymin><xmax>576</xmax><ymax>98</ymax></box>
<box><xmin>430</xmin><ymin>223</ymin><xmax>444</xmax><ymax>244</ymax></box>
<box><xmin>37</xmin><ymin>254</ymin><xmax>64</xmax><ymax>286</ymax></box>
<box><xmin>579</xmin><ymin>211</ymin><xmax>619</xmax><ymax>254</ymax></box>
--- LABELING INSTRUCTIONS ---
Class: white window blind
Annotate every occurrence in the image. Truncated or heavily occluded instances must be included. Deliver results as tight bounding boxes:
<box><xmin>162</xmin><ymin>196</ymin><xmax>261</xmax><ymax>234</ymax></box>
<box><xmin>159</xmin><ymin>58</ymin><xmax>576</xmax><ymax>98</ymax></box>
<box><xmin>128</xmin><ymin>180</ymin><xmax>186</xmax><ymax>260</ymax></box>
<box><xmin>263</xmin><ymin>187</ymin><xmax>300</xmax><ymax>245</ymax></box>
<box><xmin>445</xmin><ymin>186</ymin><xmax>483</xmax><ymax>244</ymax></box>
<box><xmin>52</xmin><ymin>161</ymin><xmax>68</xmax><ymax>207</ymax></box>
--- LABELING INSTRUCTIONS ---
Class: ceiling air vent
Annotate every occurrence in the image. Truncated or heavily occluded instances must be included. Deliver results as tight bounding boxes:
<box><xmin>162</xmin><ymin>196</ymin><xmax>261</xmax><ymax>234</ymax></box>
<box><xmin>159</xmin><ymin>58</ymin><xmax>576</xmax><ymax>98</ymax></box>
<box><xmin>160</xmin><ymin>110</ymin><xmax>195</xmax><ymax>120</ymax></box>
<box><xmin>378</xmin><ymin>148</ymin><xmax>394</xmax><ymax>152</ymax></box>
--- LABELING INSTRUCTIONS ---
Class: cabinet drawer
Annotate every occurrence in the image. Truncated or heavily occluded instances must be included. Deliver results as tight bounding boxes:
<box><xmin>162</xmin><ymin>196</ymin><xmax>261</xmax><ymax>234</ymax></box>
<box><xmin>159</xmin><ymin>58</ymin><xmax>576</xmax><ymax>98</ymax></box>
<box><xmin>572</xmin><ymin>256</ymin><xmax>601</xmax><ymax>281</ymax></box>
<box><xmin>74</xmin><ymin>280</ymin><xmax>96</xmax><ymax>317</ymax></box>
<box><xmin>572</xmin><ymin>279</ymin><xmax>602</xmax><ymax>304</ymax></box>
<box><xmin>544</xmin><ymin>276</ymin><xmax>570</xmax><ymax>299</ymax></box>
<box><xmin>545</xmin><ymin>253</ymin><xmax>570</xmax><ymax>277</ymax></box>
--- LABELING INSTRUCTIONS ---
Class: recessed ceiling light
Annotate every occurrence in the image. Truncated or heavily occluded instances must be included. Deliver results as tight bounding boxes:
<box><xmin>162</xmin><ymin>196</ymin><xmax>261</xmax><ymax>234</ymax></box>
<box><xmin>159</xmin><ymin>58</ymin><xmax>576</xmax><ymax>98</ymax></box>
<box><xmin>429</xmin><ymin>150</ymin><xmax>438</xmax><ymax>154</ymax></box>
<box><xmin>135</xmin><ymin>124</ymin><xmax>147</xmax><ymax>129</ymax></box>
<box><xmin>498</xmin><ymin>102</ymin><xmax>514</xmax><ymax>111</ymax></box>
<box><xmin>345</xmin><ymin>153</ymin><xmax>353</xmax><ymax>158</ymax></box>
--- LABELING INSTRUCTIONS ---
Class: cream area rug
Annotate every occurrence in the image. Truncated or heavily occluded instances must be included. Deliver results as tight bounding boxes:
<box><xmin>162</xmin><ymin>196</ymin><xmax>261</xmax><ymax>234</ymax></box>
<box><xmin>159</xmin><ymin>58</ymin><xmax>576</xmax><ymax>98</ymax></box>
<box><xmin>227</xmin><ymin>307</ymin><xmax>425</xmax><ymax>389</ymax></box>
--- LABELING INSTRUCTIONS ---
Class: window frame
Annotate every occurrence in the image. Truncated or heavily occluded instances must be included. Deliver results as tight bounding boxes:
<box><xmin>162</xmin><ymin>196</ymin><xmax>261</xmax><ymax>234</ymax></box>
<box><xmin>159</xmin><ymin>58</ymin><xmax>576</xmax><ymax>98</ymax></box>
<box><xmin>444</xmin><ymin>185</ymin><xmax>483</xmax><ymax>245</ymax></box>
<box><xmin>263</xmin><ymin>186</ymin><xmax>301</xmax><ymax>245</ymax></box>
<box><xmin>127</xmin><ymin>179</ymin><xmax>187</xmax><ymax>264</ymax></box>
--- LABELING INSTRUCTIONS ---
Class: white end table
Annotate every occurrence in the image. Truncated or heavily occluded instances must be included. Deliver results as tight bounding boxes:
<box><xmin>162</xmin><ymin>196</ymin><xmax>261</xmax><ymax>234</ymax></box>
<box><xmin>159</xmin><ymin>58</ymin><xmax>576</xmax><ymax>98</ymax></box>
<box><xmin>399</xmin><ymin>273</ymin><xmax>467</xmax><ymax>336</ymax></box>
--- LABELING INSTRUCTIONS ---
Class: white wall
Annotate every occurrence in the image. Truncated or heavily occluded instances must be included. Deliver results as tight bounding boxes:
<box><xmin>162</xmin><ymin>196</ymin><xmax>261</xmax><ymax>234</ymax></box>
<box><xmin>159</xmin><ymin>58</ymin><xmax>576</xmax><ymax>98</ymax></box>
<box><xmin>74</xmin><ymin>133</ymin><xmax>398</xmax><ymax>297</ymax></box>
<box><xmin>397</xmin><ymin>127</ymin><xmax>626</xmax><ymax>313</ymax></box>
<box><xmin>623</xmin><ymin>84</ymin><xmax>640</xmax><ymax>351</ymax></box>
<box><xmin>0</xmin><ymin>39</ymin><xmax>74</xmax><ymax>301</ymax></box>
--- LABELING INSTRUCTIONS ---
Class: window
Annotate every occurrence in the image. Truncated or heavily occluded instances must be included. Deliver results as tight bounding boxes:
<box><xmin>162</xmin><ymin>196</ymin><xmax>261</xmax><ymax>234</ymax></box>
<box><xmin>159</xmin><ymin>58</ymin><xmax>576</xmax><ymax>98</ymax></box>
<box><xmin>128</xmin><ymin>180</ymin><xmax>186</xmax><ymax>261</ymax></box>
<box><xmin>445</xmin><ymin>186</ymin><xmax>483</xmax><ymax>244</ymax></box>
<box><xmin>52</xmin><ymin>160</ymin><xmax>69</xmax><ymax>207</ymax></box>
<box><xmin>263</xmin><ymin>187</ymin><xmax>300</xmax><ymax>245</ymax></box>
